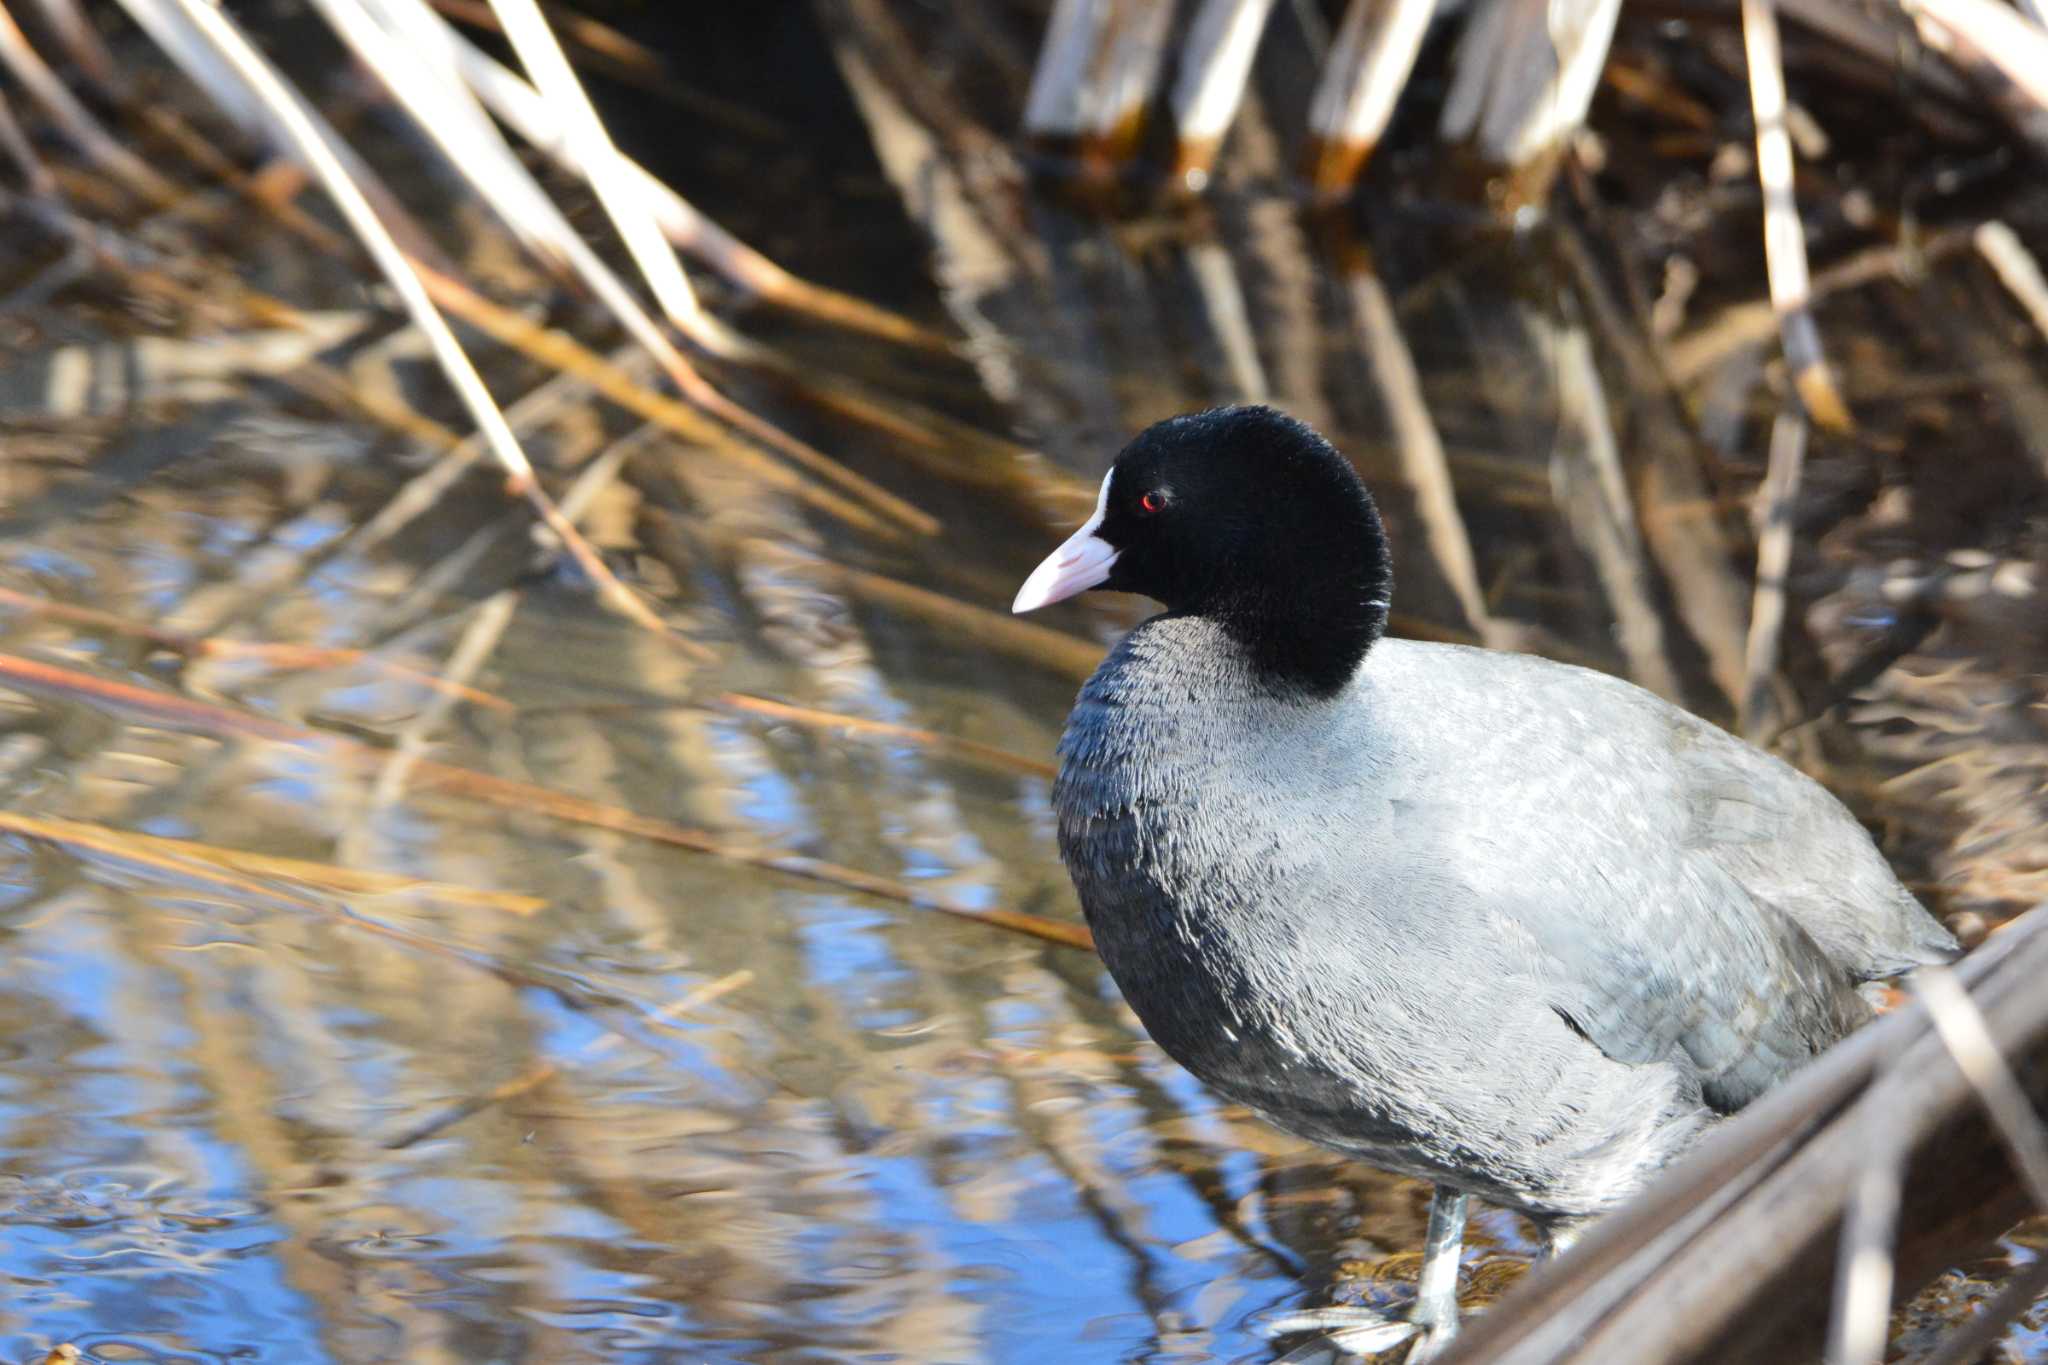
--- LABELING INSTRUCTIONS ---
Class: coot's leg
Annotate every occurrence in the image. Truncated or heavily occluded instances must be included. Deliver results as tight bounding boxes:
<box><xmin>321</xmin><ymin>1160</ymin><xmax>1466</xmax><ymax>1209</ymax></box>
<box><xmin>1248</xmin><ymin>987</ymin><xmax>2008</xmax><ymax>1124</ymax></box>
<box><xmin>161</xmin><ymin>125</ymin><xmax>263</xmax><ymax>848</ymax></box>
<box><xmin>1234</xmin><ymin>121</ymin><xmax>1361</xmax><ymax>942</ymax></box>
<box><xmin>1259</xmin><ymin>1184</ymin><xmax>1469</xmax><ymax>1362</ymax></box>
<box><xmin>1405</xmin><ymin>1187</ymin><xmax>1468</xmax><ymax>1361</ymax></box>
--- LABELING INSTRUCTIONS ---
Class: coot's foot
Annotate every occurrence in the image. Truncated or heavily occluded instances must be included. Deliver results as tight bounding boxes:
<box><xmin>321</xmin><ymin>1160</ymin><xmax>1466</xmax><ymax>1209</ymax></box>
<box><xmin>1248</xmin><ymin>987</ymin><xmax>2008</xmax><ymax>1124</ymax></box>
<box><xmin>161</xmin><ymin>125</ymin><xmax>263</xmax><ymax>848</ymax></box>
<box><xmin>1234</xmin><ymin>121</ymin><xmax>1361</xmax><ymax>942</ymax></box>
<box><xmin>1259</xmin><ymin>1303</ymin><xmax>1423</xmax><ymax>1360</ymax></box>
<box><xmin>1260</xmin><ymin>1187</ymin><xmax>1468</xmax><ymax>1361</ymax></box>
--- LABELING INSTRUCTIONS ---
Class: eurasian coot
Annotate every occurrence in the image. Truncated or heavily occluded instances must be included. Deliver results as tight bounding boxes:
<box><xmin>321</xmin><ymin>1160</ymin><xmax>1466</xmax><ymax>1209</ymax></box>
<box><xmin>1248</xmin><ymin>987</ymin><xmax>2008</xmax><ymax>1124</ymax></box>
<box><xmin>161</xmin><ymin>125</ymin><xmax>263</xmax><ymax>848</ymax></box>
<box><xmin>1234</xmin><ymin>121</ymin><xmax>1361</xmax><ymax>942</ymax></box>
<box><xmin>1012</xmin><ymin>405</ymin><xmax>1957</xmax><ymax>1360</ymax></box>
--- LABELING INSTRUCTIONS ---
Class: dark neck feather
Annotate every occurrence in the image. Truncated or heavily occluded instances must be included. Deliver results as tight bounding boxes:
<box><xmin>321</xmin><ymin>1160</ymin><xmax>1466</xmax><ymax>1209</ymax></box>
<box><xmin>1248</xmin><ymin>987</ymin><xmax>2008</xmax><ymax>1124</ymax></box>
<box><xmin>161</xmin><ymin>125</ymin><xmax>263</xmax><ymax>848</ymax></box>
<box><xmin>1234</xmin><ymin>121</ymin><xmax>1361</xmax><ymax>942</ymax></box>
<box><xmin>1211</xmin><ymin>524</ymin><xmax>1393</xmax><ymax>700</ymax></box>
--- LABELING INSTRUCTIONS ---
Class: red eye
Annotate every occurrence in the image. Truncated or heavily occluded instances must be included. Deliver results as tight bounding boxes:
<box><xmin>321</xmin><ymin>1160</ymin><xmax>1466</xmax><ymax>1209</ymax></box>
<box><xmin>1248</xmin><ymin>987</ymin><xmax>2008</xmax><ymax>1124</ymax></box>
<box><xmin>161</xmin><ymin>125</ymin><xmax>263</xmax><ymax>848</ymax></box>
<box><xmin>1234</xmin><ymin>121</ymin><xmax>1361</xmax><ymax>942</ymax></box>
<box><xmin>1139</xmin><ymin>491</ymin><xmax>1166</xmax><ymax>514</ymax></box>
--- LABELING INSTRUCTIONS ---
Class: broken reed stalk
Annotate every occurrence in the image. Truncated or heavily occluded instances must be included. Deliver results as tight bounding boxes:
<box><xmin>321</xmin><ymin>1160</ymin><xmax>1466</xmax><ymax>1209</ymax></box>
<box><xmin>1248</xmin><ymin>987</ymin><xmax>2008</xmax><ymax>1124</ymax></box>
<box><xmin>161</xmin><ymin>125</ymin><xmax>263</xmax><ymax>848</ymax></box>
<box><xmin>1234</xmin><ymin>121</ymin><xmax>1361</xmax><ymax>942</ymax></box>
<box><xmin>0</xmin><ymin>811</ymin><xmax>545</xmax><ymax>913</ymax></box>
<box><xmin>1022</xmin><ymin>0</ymin><xmax>1173</xmax><ymax>172</ymax></box>
<box><xmin>381</xmin><ymin>967</ymin><xmax>753</xmax><ymax>1148</ymax></box>
<box><xmin>1740</xmin><ymin>0</ymin><xmax>1853</xmax><ymax>431</ymax></box>
<box><xmin>1168</xmin><ymin>0</ymin><xmax>1276</xmax><ymax>191</ymax></box>
<box><xmin>0</xmin><ymin>652</ymin><xmax>1096</xmax><ymax>952</ymax></box>
<box><xmin>1740</xmin><ymin>410</ymin><xmax>1808</xmax><ymax>739</ymax></box>
<box><xmin>1302</xmin><ymin>0</ymin><xmax>1437</xmax><ymax>198</ymax></box>
<box><xmin>1436</xmin><ymin>0</ymin><xmax>1623</xmax><ymax>209</ymax></box>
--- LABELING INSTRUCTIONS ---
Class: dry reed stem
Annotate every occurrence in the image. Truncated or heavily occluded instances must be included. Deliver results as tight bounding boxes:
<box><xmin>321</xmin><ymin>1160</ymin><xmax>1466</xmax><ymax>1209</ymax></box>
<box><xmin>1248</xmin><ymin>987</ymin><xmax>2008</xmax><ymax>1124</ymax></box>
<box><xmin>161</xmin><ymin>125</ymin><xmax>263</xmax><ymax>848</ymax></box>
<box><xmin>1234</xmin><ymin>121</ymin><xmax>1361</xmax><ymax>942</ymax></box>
<box><xmin>1665</xmin><ymin>226</ymin><xmax>1977</xmax><ymax>385</ymax></box>
<box><xmin>381</xmin><ymin>968</ymin><xmax>753</xmax><ymax>1148</ymax></box>
<box><xmin>1824</xmin><ymin>1067</ymin><xmax>1911</xmax><ymax>1365</ymax></box>
<box><xmin>1741</xmin><ymin>410</ymin><xmax>1808</xmax><ymax>739</ymax></box>
<box><xmin>1914</xmin><ymin>966</ymin><xmax>2048</xmax><ymax>1210</ymax></box>
<box><xmin>1975</xmin><ymin>221</ymin><xmax>2048</xmax><ymax>343</ymax></box>
<box><xmin>0</xmin><ymin>811</ymin><xmax>545</xmax><ymax>914</ymax></box>
<box><xmin>0</xmin><ymin>0</ymin><xmax>180</xmax><ymax>204</ymax></box>
<box><xmin>1741</xmin><ymin>0</ymin><xmax>1853</xmax><ymax>431</ymax></box>
<box><xmin>0</xmin><ymin>653</ymin><xmax>1096</xmax><ymax>952</ymax></box>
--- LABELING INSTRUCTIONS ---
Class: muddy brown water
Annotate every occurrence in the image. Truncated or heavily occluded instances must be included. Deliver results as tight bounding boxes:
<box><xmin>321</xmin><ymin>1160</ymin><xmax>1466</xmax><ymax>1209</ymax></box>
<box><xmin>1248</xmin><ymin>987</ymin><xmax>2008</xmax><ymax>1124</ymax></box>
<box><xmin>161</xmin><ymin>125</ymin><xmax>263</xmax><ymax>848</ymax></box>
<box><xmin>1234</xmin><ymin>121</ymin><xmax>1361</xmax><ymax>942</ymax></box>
<box><xmin>1</xmin><ymin>7</ymin><xmax>2046</xmax><ymax>1363</ymax></box>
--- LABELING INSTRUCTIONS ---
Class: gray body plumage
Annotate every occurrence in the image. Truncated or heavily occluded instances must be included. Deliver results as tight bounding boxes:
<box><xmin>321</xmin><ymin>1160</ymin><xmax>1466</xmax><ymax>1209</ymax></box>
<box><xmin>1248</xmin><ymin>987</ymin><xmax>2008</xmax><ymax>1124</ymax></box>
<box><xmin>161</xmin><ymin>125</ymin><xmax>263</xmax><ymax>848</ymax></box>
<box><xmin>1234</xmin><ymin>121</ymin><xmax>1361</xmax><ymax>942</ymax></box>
<box><xmin>1056</xmin><ymin>618</ymin><xmax>1957</xmax><ymax>1231</ymax></box>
